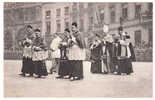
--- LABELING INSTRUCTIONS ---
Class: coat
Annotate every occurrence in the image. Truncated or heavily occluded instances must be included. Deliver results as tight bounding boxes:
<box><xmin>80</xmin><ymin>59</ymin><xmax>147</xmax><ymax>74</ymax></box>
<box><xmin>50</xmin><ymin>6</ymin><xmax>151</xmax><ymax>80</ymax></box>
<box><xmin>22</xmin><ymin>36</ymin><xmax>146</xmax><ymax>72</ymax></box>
<box><xmin>68</xmin><ymin>31</ymin><xmax>86</xmax><ymax>60</ymax></box>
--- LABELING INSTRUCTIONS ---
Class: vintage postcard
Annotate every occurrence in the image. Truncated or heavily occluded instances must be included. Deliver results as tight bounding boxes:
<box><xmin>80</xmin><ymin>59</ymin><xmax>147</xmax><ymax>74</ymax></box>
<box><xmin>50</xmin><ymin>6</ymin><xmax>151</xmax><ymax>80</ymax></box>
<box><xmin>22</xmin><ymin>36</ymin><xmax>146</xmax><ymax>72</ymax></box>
<box><xmin>3</xmin><ymin>2</ymin><xmax>153</xmax><ymax>98</ymax></box>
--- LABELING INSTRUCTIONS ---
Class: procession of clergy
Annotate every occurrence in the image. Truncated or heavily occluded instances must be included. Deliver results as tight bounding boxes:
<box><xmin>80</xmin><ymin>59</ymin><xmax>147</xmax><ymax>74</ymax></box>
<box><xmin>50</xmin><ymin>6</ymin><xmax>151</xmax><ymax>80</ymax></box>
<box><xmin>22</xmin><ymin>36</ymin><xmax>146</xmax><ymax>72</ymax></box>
<box><xmin>19</xmin><ymin>22</ymin><xmax>136</xmax><ymax>81</ymax></box>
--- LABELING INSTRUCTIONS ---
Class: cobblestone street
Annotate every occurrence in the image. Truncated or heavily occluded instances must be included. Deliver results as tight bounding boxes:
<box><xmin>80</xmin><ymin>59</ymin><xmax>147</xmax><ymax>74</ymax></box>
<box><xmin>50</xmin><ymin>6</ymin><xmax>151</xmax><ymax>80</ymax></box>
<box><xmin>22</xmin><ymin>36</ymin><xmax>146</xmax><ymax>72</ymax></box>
<box><xmin>4</xmin><ymin>60</ymin><xmax>152</xmax><ymax>97</ymax></box>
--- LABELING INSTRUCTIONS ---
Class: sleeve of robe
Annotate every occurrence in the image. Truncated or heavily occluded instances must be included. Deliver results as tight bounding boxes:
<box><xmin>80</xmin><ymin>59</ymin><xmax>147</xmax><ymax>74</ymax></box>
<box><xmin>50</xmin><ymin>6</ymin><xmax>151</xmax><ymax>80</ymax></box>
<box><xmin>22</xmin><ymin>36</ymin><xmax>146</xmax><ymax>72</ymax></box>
<box><xmin>50</xmin><ymin>39</ymin><xmax>57</xmax><ymax>51</ymax></box>
<box><xmin>39</xmin><ymin>38</ymin><xmax>46</xmax><ymax>50</ymax></box>
<box><xmin>75</xmin><ymin>33</ymin><xmax>86</xmax><ymax>49</ymax></box>
<box><xmin>117</xmin><ymin>42</ymin><xmax>121</xmax><ymax>57</ymax></box>
<box><xmin>129</xmin><ymin>43</ymin><xmax>136</xmax><ymax>61</ymax></box>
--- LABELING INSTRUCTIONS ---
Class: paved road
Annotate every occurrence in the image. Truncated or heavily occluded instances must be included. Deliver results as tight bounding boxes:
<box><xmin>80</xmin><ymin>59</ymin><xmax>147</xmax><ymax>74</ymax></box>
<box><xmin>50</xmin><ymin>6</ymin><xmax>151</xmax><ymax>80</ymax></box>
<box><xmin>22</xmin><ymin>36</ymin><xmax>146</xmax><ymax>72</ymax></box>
<box><xmin>4</xmin><ymin>60</ymin><xmax>152</xmax><ymax>97</ymax></box>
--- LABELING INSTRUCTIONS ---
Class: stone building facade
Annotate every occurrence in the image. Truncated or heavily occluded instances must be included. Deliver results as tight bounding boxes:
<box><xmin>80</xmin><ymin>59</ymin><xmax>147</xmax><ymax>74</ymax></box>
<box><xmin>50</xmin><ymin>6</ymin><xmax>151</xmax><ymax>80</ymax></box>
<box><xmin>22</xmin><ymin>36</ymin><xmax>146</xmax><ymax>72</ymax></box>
<box><xmin>41</xmin><ymin>2</ymin><xmax>152</xmax><ymax>61</ymax></box>
<box><xmin>4</xmin><ymin>2</ymin><xmax>152</xmax><ymax>61</ymax></box>
<box><xmin>41</xmin><ymin>3</ymin><xmax>152</xmax><ymax>47</ymax></box>
<box><xmin>4</xmin><ymin>3</ymin><xmax>42</xmax><ymax>59</ymax></box>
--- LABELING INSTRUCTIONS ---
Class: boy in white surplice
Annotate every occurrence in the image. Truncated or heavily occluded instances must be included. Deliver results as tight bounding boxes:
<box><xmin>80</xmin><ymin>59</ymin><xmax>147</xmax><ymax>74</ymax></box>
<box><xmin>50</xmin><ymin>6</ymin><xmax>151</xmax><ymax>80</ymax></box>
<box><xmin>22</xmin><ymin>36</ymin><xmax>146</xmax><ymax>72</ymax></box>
<box><xmin>50</xmin><ymin>33</ymin><xmax>62</xmax><ymax>74</ymax></box>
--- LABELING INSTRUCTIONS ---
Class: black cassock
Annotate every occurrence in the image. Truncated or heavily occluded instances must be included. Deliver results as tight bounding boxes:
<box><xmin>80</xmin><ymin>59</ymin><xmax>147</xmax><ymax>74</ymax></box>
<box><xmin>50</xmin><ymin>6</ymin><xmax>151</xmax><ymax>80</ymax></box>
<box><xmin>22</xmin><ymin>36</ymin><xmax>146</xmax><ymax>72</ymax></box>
<box><xmin>22</xmin><ymin>57</ymin><xmax>34</xmax><ymax>74</ymax></box>
<box><xmin>21</xmin><ymin>38</ymin><xmax>34</xmax><ymax>75</ymax></box>
<box><xmin>68</xmin><ymin>31</ymin><xmax>86</xmax><ymax>79</ymax></box>
<box><xmin>58</xmin><ymin>44</ymin><xmax>70</xmax><ymax>77</ymax></box>
<box><xmin>33</xmin><ymin>37</ymin><xmax>48</xmax><ymax>76</ymax></box>
<box><xmin>57</xmin><ymin>34</ymin><xmax>71</xmax><ymax>77</ymax></box>
<box><xmin>105</xmin><ymin>42</ymin><xmax>116</xmax><ymax>73</ymax></box>
<box><xmin>117</xmin><ymin>42</ymin><xmax>136</xmax><ymax>74</ymax></box>
<box><xmin>90</xmin><ymin>43</ymin><xmax>103</xmax><ymax>73</ymax></box>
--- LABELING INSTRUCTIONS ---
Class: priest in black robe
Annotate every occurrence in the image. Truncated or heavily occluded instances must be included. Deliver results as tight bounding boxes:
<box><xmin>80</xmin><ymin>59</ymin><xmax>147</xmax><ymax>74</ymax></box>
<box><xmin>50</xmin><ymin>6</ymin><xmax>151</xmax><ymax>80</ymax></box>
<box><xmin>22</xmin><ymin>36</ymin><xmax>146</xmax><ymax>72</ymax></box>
<box><xmin>32</xmin><ymin>29</ymin><xmax>48</xmax><ymax>78</ymax></box>
<box><xmin>90</xmin><ymin>35</ymin><xmax>103</xmax><ymax>73</ymax></box>
<box><xmin>117</xmin><ymin>32</ymin><xmax>136</xmax><ymax>75</ymax></box>
<box><xmin>68</xmin><ymin>22</ymin><xmax>86</xmax><ymax>81</ymax></box>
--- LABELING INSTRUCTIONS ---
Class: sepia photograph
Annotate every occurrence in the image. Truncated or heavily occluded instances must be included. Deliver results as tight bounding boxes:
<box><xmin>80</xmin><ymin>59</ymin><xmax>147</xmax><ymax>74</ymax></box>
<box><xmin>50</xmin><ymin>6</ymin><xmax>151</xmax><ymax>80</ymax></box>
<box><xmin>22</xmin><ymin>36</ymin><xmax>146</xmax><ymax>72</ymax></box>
<box><xmin>3</xmin><ymin>2</ymin><xmax>153</xmax><ymax>97</ymax></box>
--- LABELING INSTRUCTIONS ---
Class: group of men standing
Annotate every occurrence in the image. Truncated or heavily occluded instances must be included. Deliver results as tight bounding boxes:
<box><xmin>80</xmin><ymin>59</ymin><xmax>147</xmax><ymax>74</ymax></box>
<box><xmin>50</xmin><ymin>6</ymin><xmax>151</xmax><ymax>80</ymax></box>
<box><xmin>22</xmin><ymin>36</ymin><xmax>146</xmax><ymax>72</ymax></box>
<box><xmin>50</xmin><ymin>22</ymin><xmax>86</xmax><ymax>81</ymax></box>
<box><xmin>90</xmin><ymin>27</ymin><xmax>136</xmax><ymax>75</ymax></box>
<box><xmin>20</xmin><ymin>22</ymin><xmax>86</xmax><ymax>81</ymax></box>
<box><xmin>19</xmin><ymin>25</ymin><xmax>48</xmax><ymax>78</ymax></box>
<box><xmin>19</xmin><ymin>22</ymin><xmax>136</xmax><ymax>80</ymax></box>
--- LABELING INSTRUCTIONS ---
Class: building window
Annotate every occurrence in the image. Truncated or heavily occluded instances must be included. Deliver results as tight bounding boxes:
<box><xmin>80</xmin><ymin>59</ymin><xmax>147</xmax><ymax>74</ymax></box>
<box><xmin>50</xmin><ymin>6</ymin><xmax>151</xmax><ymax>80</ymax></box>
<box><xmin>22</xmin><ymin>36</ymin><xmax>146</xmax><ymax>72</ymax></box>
<box><xmin>46</xmin><ymin>21</ymin><xmax>51</xmax><ymax>34</ymax></box>
<box><xmin>148</xmin><ymin>28</ymin><xmax>152</xmax><ymax>43</ymax></box>
<box><xmin>64</xmin><ymin>7</ymin><xmax>69</xmax><ymax>16</ymax></box>
<box><xmin>122</xmin><ymin>8</ymin><xmax>128</xmax><ymax>19</ymax></box>
<box><xmin>135</xmin><ymin>4</ymin><xmax>141</xmax><ymax>18</ymax></box>
<box><xmin>72</xmin><ymin>3</ymin><xmax>77</xmax><ymax>12</ymax></box>
<box><xmin>24</xmin><ymin>7</ymin><xmax>36</xmax><ymax>22</ymax></box>
<box><xmin>65</xmin><ymin>22</ymin><xmax>69</xmax><ymax>29</ymax></box>
<box><xmin>89</xmin><ymin>17</ymin><xmax>93</xmax><ymax>30</ymax></box>
<box><xmin>80</xmin><ymin>19</ymin><xmax>84</xmax><ymax>31</ymax></box>
<box><xmin>134</xmin><ymin>30</ymin><xmax>142</xmax><ymax>46</ymax></box>
<box><xmin>148</xmin><ymin>3</ymin><xmax>153</xmax><ymax>15</ymax></box>
<box><xmin>56</xmin><ymin>8</ymin><xmax>61</xmax><ymax>17</ymax></box>
<box><xmin>56</xmin><ymin>20</ymin><xmax>61</xmax><ymax>32</ymax></box>
<box><xmin>109</xmin><ymin>5</ymin><xmax>115</xmax><ymax>23</ymax></box>
<box><xmin>45</xmin><ymin>10</ymin><xmax>51</xmax><ymax>19</ymax></box>
<box><xmin>100</xmin><ymin>9</ymin><xmax>104</xmax><ymax>22</ymax></box>
<box><xmin>88</xmin><ymin>3</ymin><xmax>93</xmax><ymax>7</ymax></box>
<box><xmin>64</xmin><ymin>18</ymin><xmax>69</xmax><ymax>28</ymax></box>
<box><xmin>110</xmin><ymin>11</ymin><xmax>115</xmax><ymax>23</ymax></box>
<box><xmin>79</xmin><ymin>3</ymin><xmax>84</xmax><ymax>11</ymax></box>
<box><xmin>88</xmin><ymin>3</ymin><xmax>93</xmax><ymax>12</ymax></box>
<box><xmin>36</xmin><ymin>7</ymin><xmax>41</xmax><ymax>20</ymax></box>
<box><xmin>64</xmin><ymin>18</ymin><xmax>69</xmax><ymax>29</ymax></box>
<box><xmin>13</xmin><ymin>8</ymin><xmax>24</xmax><ymax>24</ymax></box>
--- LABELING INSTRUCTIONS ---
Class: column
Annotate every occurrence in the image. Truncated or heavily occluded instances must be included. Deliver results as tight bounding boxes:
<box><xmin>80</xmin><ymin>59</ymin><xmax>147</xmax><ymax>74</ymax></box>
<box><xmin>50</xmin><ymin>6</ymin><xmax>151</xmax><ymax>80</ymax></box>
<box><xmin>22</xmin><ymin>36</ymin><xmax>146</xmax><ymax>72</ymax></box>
<box><xmin>104</xmin><ymin>3</ymin><xmax>110</xmax><ymax>24</ymax></box>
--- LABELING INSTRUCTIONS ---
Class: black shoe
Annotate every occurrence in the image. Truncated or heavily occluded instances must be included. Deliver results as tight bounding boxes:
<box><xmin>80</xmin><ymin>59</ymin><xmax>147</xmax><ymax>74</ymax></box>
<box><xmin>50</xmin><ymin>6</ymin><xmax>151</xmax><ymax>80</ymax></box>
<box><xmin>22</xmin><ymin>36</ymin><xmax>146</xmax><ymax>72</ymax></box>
<box><xmin>19</xmin><ymin>73</ymin><xmax>25</xmax><ymax>77</ymax></box>
<box><xmin>70</xmin><ymin>77</ymin><xmax>75</xmax><ymax>81</ymax></box>
<box><xmin>63</xmin><ymin>76</ymin><xmax>70</xmax><ymax>79</ymax></box>
<box><xmin>75</xmin><ymin>77</ymin><xmax>82</xmax><ymax>80</ymax></box>
<box><xmin>28</xmin><ymin>74</ymin><xmax>33</xmax><ymax>77</ymax></box>
<box><xmin>49</xmin><ymin>71</ymin><xmax>53</xmax><ymax>74</ymax></box>
<box><xmin>117</xmin><ymin>72</ymin><xmax>121</xmax><ymax>75</ymax></box>
<box><xmin>126</xmin><ymin>73</ymin><xmax>131</xmax><ymax>75</ymax></box>
<box><xmin>50</xmin><ymin>68</ymin><xmax>56</xmax><ymax>73</ymax></box>
<box><xmin>35</xmin><ymin>75</ymin><xmax>41</xmax><ymax>78</ymax></box>
<box><xmin>68</xmin><ymin>75</ymin><xmax>72</xmax><ymax>79</ymax></box>
<box><xmin>56</xmin><ymin>76</ymin><xmax>64</xmax><ymax>79</ymax></box>
<box><xmin>102</xmin><ymin>72</ymin><xmax>108</xmax><ymax>74</ymax></box>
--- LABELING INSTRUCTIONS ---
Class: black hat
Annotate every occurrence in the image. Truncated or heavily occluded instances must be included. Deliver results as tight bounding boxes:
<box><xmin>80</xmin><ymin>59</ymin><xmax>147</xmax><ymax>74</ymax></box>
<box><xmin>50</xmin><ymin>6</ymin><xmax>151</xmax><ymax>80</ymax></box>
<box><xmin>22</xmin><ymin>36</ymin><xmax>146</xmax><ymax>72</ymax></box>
<box><xmin>27</xmin><ymin>25</ymin><xmax>33</xmax><ymax>29</ymax></box>
<box><xmin>118</xmin><ymin>26</ymin><xmax>123</xmax><ymax>31</ymax></box>
<box><xmin>64</xmin><ymin>28</ymin><xmax>70</xmax><ymax>33</ymax></box>
<box><xmin>34</xmin><ymin>29</ymin><xmax>41</xmax><ymax>32</ymax></box>
<box><xmin>95</xmin><ymin>33</ymin><xmax>100</xmax><ymax>38</ymax></box>
<box><xmin>72</xmin><ymin>22</ymin><xmax>77</xmax><ymax>27</ymax></box>
<box><xmin>126</xmin><ymin>35</ymin><xmax>130</xmax><ymax>39</ymax></box>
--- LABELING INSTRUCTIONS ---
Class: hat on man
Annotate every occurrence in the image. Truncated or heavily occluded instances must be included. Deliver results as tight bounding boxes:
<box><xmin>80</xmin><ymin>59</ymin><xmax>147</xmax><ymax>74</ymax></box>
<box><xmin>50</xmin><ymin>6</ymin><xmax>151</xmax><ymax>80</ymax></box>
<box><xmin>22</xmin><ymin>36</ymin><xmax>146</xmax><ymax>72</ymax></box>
<box><xmin>26</xmin><ymin>25</ymin><xmax>33</xmax><ymax>29</ymax></box>
<box><xmin>64</xmin><ymin>28</ymin><xmax>70</xmax><ymax>33</ymax></box>
<box><xmin>125</xmin><ymin>32</ymin><xmax>130</xmax><ymax>39</ymax></box>
<box><xmin>118</xmin><ymin>26</ymin><xmax>123</xmax><ymax>31</ymax></box>
<box><xmin>72</xmin><ymin>22</ymin><xmax>78</xmax><ymax>27</ymax></box>
<box><xmin>34</xmin><ymin>29</ymin><xmax>41</xmax><ymax>32</ymax></box>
